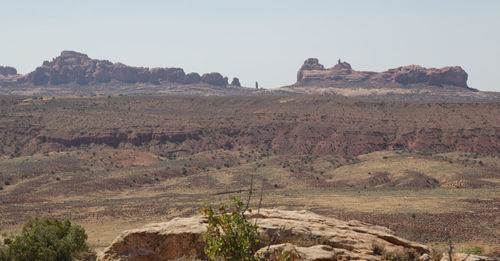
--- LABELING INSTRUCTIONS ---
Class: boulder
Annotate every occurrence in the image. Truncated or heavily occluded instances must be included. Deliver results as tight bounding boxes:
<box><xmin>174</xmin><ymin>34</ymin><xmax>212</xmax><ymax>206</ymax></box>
<box><xmin>98</xmin><ymin>209</ymin><xmax>430</xmax><ymax>261</ymax></box>
<box><xmin>255</xmin><ymin>243</ymin><xmax>340</xmax><ymax>261</ymax></box>
<box><xmin>98</xmin><ymin>216</ymin><xmax>206</xmax><ymax>261</ymax></box>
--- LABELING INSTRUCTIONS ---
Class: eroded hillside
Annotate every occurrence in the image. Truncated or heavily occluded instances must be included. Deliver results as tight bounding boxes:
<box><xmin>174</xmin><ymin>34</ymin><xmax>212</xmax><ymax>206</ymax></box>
<box><xmin>0</xmin><ymin>95</ymin><xmax>499</xmax><ymax>254</ymax></box>
<box><xmin>1</xmin><ymin>95</ymin><xmax>499</xmax><ymax>157</ymax></box>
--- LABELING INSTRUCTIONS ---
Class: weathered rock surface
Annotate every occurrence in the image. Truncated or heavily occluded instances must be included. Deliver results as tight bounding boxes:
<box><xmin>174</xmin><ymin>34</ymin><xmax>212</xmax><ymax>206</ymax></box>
<box><xmin>231</xmin><ymin>77</ymin><xmax>241</xmax><ymax>87</ymax></box>
<box><xmin>295</xmin><ymin>58</ymin><xmax>471</xmax><ymax>90</ymax></box>
<box><xmin>1</xmin><ymin>50</ymin><xmax>233</xmax><ymax>87</ymax></box>
<box><xmin>0</xmin><ymin>66</ymin><xmax>17</xmax><ymax>76</ymax></box>
<box><xmin>201</xmin><ymin>72</ymin><xmax>228</xmax><ymax>86</ymax></box>
<box><xmin>98</xmin><ymin>209</ymin><xmax>430</xmax><ymax>261</ymax></box>
<box><xmin>34</xmin><ymin>126</ymin><xmax>500</xmax><ymax>157</ymax></box>
<box><xmin>255</xmin><ymin>243</ymin><xmax>340</xmax><ymax>260</ymax></box>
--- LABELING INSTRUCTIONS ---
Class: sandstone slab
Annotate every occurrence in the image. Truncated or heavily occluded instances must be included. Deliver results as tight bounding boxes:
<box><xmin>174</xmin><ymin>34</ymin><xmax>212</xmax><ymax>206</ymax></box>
<box><xmin>98</xmin><ymin>209</ymin><xmax>430</xmax><ymax>261</ymax></box>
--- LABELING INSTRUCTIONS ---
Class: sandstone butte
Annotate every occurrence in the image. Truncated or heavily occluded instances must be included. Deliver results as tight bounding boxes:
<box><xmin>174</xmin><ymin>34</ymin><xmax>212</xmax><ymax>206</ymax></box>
<box><xmin>293</xmin><ymin>58</ymin><xmax>472</xmax><ymax>90</ymax></box>
<box><xmin>96</xmin><ymin>209</ymin><xmax>493</xmax><ymax>261</ymax></box>
<box><xmin>0</xmin><ymin>66</ymin><xmax>17</xmax><ymax>77</ymax></box>
<box><xmin>0</xmin><ymin>50</ymin><xmax>239</xmax><ymax>87</ymax></box>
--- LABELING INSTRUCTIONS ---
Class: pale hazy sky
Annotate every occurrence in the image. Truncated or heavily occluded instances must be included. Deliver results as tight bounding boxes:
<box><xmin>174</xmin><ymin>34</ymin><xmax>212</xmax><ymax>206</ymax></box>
<box><xmin>1</xmin><ymin>0</ymin><xmax>499</xmax><ymax>91</ymax></box>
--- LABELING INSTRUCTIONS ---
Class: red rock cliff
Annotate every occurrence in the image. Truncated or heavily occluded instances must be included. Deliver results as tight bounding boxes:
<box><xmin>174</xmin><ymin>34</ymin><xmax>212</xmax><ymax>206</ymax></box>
<box><xmin>296</xmin><ymin>58</ymin><xmax>470</xmax><ymax>89</ymax></box>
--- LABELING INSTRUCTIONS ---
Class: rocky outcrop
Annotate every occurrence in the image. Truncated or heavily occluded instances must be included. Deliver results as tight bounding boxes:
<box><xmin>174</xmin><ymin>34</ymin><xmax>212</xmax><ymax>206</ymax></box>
<box><xmin>295</xmin><ymin>58</ymin><xmax>470</xmax><ymax>89</ymax></box>
<box><xmin>3</xmin><ymin>50</ymin><xmax>233</xmax><ymax>87</ymax></box>
<box><xmin>389</xmin><ymin>65</ymin><xmax>468</xmax><ymax>87</ymax></box>
<box><xmin>98</xmin><ymin>209</ymin><xmax>431</xmax><ymax>261</ymax></box>
<box><xmin>35</xmin><ymin>126</ymin><xmax>500</xmax><ymax>157</ymax></box>
<box><xmin>0</xmin><ymin>66</ymin><xmax>17</xmax><ymax>76</ymax></box>
<box><xmin>231</xmin><ymin>77</ymin><xmax>241</xmax><ymax>87</ymax></box>
<box><xmin>183</xmin><ymin>72</ymin><xmax>202</xmax><ymax>84</ymax></box>
<box><xmin>297</xmin><ymin>58</ymin><xmax>325</xmax><ymax>82</ymax></box>
<box><xmin>201</xmin><ymin>72</ymin><xmax>228</xmax><ymax>86</ymax></box>
<box><xmin>37</xmin><ymin>130</ymin><xmax>200</xmax><ymax>148</ymax></box>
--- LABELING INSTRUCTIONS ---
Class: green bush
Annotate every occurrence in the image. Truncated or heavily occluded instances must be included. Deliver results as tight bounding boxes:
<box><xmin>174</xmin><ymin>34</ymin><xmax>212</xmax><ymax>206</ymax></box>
<box><xmin>0</xmin><ymin>217</ymin><xmax>88</xmax><ymax>261</ymax></box>
<box><xmin>201</xmin><ymin>195</ymin><xmax>259</xmax><ymax>261</ymax></box>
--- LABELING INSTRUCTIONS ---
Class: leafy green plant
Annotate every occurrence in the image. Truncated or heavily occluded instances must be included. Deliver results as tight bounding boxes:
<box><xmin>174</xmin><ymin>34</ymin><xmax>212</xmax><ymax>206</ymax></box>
<box><xmin>201</xmin><ymin>195</ymin><xmax>260</xmax><ymax>261</ymax></box>
<box><xmin>0</xmin><ymin>217</ymin><xmax>88</xmax><ymax>261</ymax></box>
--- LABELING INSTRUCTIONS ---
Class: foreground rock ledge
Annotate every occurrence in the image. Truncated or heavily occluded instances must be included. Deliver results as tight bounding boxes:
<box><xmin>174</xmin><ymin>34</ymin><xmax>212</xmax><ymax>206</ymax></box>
<box><xmin>98</xmin><ymin>209</ymin><xmax>436</xmax><ymax>261</ymax></box>
<box><xmin>98</xmin><ymin>209</ymin><xmax>497</xmax><ymax>260</ymax></box>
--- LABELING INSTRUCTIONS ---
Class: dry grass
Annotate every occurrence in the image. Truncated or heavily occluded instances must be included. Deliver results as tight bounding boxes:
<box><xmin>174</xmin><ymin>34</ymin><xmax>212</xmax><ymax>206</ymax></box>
<box><xmin>0</xmin><ymin>148</ymin><xmax>498</xmax><ymax>255</ymax></box>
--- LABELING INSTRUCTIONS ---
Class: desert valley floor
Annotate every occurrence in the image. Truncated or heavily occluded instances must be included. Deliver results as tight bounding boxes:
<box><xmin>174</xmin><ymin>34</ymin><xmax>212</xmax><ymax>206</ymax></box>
<box><xmin>0</xmin><ymin>95</ymin><xmax>498</xmax><ymax>255</ymax></box>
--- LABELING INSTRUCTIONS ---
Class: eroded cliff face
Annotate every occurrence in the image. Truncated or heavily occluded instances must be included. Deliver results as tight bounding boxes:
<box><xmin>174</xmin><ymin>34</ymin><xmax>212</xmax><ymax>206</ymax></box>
<box><xmin>0</xmin><ymin>66</ymin><xmax>17</xmax><ymax>77</ymax></box>
<box><xmin>1</xmin><ymin>50</ymin><xmax>232</xmax><ymax>87</ymax></box>
<box><xmin>3</xmin><ymin>96</ymin><xmax>499</xmax><ymax>159</ymax></box>
<box><xmin>32</xmin><ymin>126</ymin><xmax>500</xmax><ymax>157</ymax></box>
<box><xmin>295</xmin><ymin>58</ymin><xmax>471</xmax><ymax>89</ymax></box>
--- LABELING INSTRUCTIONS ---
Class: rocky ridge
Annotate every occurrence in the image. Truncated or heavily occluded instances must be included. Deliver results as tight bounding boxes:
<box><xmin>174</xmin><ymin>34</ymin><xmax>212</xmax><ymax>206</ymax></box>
<box><xmin>4</xmin><ymin>96</ymin><xmax>500</xmax><ymax>162</ymax></box>
<box><xmin>275</xmin><ymin>58</ymin><xmax>488</xmax><ymax>98</ymax></box>
<box><xmin>33</xmin><ymin>126</ymin><xmax>500</xmax><ymax>157</ymax></box>
<box><xmin>295</xmin><ymin>58</ymin><xmax>470</xmax><ymax>89</ymax></box>
<box><xmin>0</xmin><ymin>50</ymin><xmax>241</xmax><ymax>89</ymax></box>
<box><xmin>0</xmin><ymin>66</ymin><xmax>17</xmax><ymax>77</ymax></box>
<box><xmin>97</xmin><ymin>209</ymin><xmax>493</xmax><ymax>261</ymax></box>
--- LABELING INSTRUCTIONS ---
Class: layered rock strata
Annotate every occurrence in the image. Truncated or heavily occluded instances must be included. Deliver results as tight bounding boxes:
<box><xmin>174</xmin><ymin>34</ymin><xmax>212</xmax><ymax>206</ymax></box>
<box><xmin>0</xmin><ymin>51</ymin><xmax>234</xmax><ymax>87</ymax></box>
<box><xmin>296</xmin><ymin>58</ymin><xmax>471</xmax><ymax>89</ymax></box>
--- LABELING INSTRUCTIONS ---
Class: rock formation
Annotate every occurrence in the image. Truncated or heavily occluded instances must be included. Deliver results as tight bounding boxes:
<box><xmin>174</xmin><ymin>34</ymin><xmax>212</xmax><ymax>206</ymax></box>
<box><xmin>0</xmin><ymin>66</ymin><xmax>17</xmax><ymax>77</ymax></box>
<box><xmin>295</xmin><ymin>58</ymin><xmax>471</xmax><ymax>89</ymax></box>
<box><xmin>231</xmin><ymin>77</ymin><xmax>241</xmax><ymax>87</ymax></box>
<box><xmin>98</xmin><ymin>209</ymin><xmax>431</xmax><ymax>261</ymax></box>
<box><xmin>201</xmin><ymin>72</ymin><xmax>228</xmax><ymax>86</ymax></box>
<box><xmin>297</xmin><ymin>58</ymin><xmax>325</xmax><ymax>82</ymax></box>
<box><xmin>0</xmin><ymin>50</ymin><xmax>233</xmax><ymax>87</ymax></box>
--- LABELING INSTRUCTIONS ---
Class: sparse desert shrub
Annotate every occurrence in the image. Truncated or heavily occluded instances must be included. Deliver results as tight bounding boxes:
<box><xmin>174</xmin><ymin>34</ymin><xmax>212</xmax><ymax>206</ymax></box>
<box><xmin>201</xmin><ymin>196</ymin><xmax>259</xmax><ymax>261</ymax></box>
<box><xmin>430</xmin><ymin>248</ymin><xmax>442</xmax><ymax>261</ymax></box>
<box><xmin>463</xmin><ymin>245</ymin><xmax>483</xmax><ymax>255</ymax></box>
<box><xmin>371</xmin><ymin>242</ymin><xmax>384</xmax><ymax>255</ymax></box>
<box><xmin>0</xmin><ymin>217</ymin><xmax>88</xmax><ymax>261</ymax></box>
<box><xmin>382</xmin><ymin>248</ymin><xmax>419</xmax><ymax>261</ymax></box>
<box><xmin>79</xmin><ymin>249</ymin><xmax>98</xmax><ymax>261</ymax></box>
